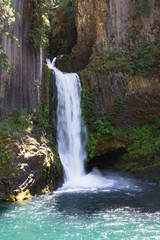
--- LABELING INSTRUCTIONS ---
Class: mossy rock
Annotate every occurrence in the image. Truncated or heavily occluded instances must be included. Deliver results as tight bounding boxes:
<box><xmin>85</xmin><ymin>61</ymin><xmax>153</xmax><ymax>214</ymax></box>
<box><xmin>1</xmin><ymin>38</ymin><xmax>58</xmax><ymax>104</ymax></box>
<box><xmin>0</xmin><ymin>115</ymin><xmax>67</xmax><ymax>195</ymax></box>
<box><xmin>0</xmin><ymin>134</ymin><xmax>63</xmax><ymax>201</ymax></box>
<box><xmin>94</xmin><ymin>134</ymin><xmax>130</xmax><ymax>157</ymax></box>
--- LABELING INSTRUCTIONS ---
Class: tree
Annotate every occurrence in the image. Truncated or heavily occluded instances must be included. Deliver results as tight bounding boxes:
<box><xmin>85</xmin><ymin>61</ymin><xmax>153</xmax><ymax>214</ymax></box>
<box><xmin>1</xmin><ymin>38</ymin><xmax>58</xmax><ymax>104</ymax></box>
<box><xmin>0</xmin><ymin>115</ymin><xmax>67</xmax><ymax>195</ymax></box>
<box><xmin>0</xmin><ymin>0</ymin><xmax>19</xmax><ymax>73</ymax></box>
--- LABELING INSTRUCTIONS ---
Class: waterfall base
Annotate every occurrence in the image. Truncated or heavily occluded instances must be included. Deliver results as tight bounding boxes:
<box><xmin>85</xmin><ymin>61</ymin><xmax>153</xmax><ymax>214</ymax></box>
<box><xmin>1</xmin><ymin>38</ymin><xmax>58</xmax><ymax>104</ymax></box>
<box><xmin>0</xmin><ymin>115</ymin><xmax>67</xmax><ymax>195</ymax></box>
<box><xmin>58</xmin><ymin>168</ymin><xmax>140</xmax><ymax>192</ymax></box>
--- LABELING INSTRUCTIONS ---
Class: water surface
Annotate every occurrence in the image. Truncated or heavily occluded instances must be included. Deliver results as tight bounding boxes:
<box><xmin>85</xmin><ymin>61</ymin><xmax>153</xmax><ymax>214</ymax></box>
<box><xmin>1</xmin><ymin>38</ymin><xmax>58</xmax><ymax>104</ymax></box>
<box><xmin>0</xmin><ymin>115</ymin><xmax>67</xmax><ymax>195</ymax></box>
<box><xmin>1</xmin><ymin>176</ymin><xmax>160</xmax><ymax>240</ymax></box>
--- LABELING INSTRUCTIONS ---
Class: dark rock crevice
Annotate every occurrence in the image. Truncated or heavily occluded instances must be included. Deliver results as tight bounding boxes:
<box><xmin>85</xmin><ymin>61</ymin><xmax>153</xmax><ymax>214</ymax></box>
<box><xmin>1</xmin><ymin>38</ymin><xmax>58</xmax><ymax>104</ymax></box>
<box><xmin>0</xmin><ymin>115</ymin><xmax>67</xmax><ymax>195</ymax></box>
<box><xmin>86</xmin><ymin>149</ymin><xmax>124</xmax><ymax>173</ymax></box>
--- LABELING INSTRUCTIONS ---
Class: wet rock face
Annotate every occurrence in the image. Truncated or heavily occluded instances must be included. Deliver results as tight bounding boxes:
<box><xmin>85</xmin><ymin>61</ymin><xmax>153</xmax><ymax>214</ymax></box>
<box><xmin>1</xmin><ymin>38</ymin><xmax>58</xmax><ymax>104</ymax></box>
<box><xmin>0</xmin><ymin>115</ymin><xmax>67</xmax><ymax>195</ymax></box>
<box><xmin>0</xmin><ymin>135</ymin><xmax>61</xmax><ymax>201</ymax></box>
<box><xmin>0</xmin><ymin>0</ymin><xmax>42</xmax><ymax>114</ymax></box>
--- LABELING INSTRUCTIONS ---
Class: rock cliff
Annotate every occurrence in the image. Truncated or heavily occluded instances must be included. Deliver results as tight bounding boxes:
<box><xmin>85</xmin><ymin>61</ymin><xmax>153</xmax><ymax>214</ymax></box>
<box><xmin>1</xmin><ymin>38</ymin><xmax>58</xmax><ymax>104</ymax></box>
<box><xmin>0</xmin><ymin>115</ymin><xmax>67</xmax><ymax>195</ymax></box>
<box><xmin>61</xmin><ymin>0</ymin><xmax>160</xmax><ymax>175</ymax></box>
<box><xmin>73</xmin><ymin>0</ymin><xmax>160</xmax><ymax>126</ymax></box>
<box><xmin>74</xmin><ymin>0</ymin><xmax>159</xmax><ymax>68</ymax></box>
<box><xmin>0</xmin><ymin>0</ymin><xmax>42</xmax><ymax>114</ymax></box>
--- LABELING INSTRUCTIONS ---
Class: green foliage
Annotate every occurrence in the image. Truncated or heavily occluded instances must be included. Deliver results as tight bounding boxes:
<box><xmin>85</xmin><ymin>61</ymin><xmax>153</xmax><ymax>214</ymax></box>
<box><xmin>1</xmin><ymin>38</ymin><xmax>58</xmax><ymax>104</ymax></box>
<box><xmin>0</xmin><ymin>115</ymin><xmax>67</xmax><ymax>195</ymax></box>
<box><xmin>85</xmin><ymin>39</ymin><xmax>160</xmax><ymax>78</ymax></box>
<box><xmin>57</xmin><ymin>0</ymin><xmax>76</xmax><ymax>53</ymax></box>
<box><xmin>0</xmin><ymin>125</ymin><xmax>10</xmax><ymax>139</ymax></box>
<box><xmin>81</xmin><ymin>88</ymin><xmax>128</xmax><ymax>158</ymax></box>
<box><xmin>87</xmin><ymin>115</ymin><xmax>160</xmax><ymax>173</ymax></box>
<box><xmin>0</xmin><ymin>107</ymin><xmax>52</xmax><ymax>140</ymax></box>
<box><xmin>29</xmin><ymin>0</ymin><xmax>53</xmax><ymax>49</ymax></box>
<box><xmin>109</xmin><ymin>96</ymin><xmax>128</xmax><ymax>121</ymax></box>
<box><xmin>87</xmin><ymin>119</ymin><xmax>124</xmax><ymax>159</ymax></box>
<box><xmin>116</xmin><ymin>124</ymin><xmax>160</xmax><ymax>172</ymax></box>
<box><xmin>48</xmin><ymin>0</ymin><xmax>76</xmax><ymax>56</ymax></box>
<box><xmin>81</xmin><ymin>86</ymin><xmax>100</xmax><ymax>130</ymax></box>
<box><xmin>128</xmin><ymin>26</ymin><xmax>139</xmax><ymax>40</ymax></box>
<box><xmin>31</xmin><ymin>108</ymin><xmax>52</xmax><ymax>129</ymax></box>
<box><xmin>0</xmin><ymin>0</ymin><xmax>19</xmax><ymax>72</ymax></box>
<box><xmin>0</xmin><ymin>46</ymin><xmax>11</xmax><ymax>73</ymax></box>
<box><xmin>42</xmin><ymin>65</ymin><xmax>51</xmax><ymax>109</ymax></box>
<box><xmin>0</xmin><ymin>150</ymin><xmax>11</xmax><ymax>169</ymax></box>
<box><xmin>135</xmin><ymin>0</ymin><xmax>151</xmax><ymax>18</ymax></box>
<box><xmin>87</xmin><ymin>133</ymin><xmax>98</xmax><ymax>159</ymax></box>
<box><xmin>94</xmin><ymin>120</ymin><xmax>116</xmax><ymax>136</ymax></box>
<box><xmin>127</xmin><ymin>41</ymin><xmax>156</xmax><ymax>77</ymax></box>
<box><xmin>58</xmin><ymin>0</ymin><xmax>75</xmax><ymax>12</ymax></box>
<box><xmin>29</xmin><ymin>0</ymin><xmax>75</xmax><ymax>51</ymax></box>
<box><xmin>0</xmin><ymin>109</ymin><xmax>31</xmax><ymax>139</ymax></box>
<box><xmin>126</xmin><ymin>125</ymin><xmax>152</xmax><ymax>152</ymax></box>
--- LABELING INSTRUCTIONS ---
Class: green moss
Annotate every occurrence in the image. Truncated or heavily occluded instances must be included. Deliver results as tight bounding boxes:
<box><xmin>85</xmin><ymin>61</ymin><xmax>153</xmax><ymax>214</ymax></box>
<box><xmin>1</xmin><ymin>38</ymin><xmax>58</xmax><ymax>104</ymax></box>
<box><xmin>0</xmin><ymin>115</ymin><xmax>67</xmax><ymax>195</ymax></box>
<box><xmin>115</xmin><ymin>124</ymin><xmax>160</xmax><ymax>173</ymax></box>
<box><xmin>42</xmin><ymin>65</ymin><xmax>51</xmax><ymax>109</ymax></box>
<box><xmin>52</xmin><ymin>147</ymin><xmax>63</xmax><ymax>177</ymax></box>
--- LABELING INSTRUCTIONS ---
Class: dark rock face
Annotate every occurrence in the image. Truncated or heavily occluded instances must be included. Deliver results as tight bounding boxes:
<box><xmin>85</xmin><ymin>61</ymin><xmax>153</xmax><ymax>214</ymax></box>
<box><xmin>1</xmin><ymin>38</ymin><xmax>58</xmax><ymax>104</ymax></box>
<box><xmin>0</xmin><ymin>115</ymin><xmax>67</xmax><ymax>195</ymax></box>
<box><xmin>81</xmin><ymin>71</ymin><xmax>160</xmax><ymax>126</ymax></box>
<box><xmin>0</xmin><ymin>0</ymin><xmax>42</xmax><ymax>114</ymax></box>
<box><xmin>48</xmin><ymin>1</ymin><xmax>77</xmax><ymax>58</ymax></box>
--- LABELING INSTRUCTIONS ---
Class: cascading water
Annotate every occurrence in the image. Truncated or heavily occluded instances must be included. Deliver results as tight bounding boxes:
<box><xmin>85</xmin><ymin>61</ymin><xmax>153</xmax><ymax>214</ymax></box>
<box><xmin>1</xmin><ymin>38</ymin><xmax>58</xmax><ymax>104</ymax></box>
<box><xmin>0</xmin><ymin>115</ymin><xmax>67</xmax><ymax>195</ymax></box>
<box><xmin>55</xmin><ymin>70</ymin><xmax>86</xmax><ymax>182</ymax></box>
<box><xmin>47</xmin><ymin>58</ymin><xmax>87</xmax><ymax>185</ymax></box>
<box><xmin>47</xmin><ymin>58</ymin><xmax>116</xmax><ymax>190</ymax></box>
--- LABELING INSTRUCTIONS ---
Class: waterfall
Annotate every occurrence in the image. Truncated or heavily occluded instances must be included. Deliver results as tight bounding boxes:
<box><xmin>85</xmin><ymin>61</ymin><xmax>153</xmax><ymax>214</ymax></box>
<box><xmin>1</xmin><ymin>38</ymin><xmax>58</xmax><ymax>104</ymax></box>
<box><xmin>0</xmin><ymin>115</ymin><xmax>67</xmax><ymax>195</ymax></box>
<box><xmin>47</xmin><ymin>58</ymin><xmax>87</xmax><ymax>184</ymax></box>
<box><xmin>47</xmin><ymin>58</ymin><xmax>115</xmax><ymax>190</ymax></box>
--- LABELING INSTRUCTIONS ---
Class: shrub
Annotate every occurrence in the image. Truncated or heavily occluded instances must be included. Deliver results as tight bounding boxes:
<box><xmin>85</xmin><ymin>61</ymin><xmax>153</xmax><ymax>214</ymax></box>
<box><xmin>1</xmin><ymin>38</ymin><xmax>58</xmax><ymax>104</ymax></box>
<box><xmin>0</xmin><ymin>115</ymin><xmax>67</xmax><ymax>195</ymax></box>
<box><xmin>135</xmin><ymin>0</ymin><xmax>151</xmax><ymax>18</ymax></box>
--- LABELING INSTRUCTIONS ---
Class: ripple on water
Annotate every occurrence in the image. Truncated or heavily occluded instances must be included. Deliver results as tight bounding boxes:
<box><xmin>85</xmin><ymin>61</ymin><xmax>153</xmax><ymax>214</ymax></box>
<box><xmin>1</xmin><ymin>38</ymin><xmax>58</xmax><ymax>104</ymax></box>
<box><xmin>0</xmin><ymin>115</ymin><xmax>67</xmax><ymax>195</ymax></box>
<box><xmin>1</xmin><ymin>177</ymin><xmax>160</xmax><ymax>240</ymax></box>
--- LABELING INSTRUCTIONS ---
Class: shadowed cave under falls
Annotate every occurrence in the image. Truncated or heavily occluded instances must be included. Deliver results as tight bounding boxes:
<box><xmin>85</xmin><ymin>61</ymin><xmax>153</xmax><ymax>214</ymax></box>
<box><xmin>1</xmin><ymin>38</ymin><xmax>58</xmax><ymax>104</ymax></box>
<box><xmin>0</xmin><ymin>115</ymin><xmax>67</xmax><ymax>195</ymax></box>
<box><xmin>1</xmin><ymin>60</ymin><xmax>160</xmax><ymax>239</ymax></box>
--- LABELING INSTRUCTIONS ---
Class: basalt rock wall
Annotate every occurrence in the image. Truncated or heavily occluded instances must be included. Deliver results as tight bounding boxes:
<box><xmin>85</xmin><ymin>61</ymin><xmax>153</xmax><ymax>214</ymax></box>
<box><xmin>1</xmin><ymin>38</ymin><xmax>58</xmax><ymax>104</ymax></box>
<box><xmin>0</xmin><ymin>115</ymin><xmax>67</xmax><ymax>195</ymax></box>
<box><xmin>74</xmin><ymin>0</ymin><xmax>159</xmax><ymax>69</ymax></box>
<box><xmin>73</xmin><ymin>0</ymin><xmax>160</xmax><ymax>126</ymax></box>
<box><xmin>0</xmin><ymin>0</ymin><xmax>43</xmax><ymax>114</ymax></box>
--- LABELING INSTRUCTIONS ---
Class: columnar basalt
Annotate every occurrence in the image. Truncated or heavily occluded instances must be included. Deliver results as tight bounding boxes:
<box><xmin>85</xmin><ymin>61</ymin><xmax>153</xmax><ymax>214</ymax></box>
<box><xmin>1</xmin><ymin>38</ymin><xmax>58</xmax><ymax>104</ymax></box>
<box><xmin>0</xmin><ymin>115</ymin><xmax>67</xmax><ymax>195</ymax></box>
<box><xmin>75</xmin><ymin>0</ymin><xmax>159</xmax><ymax>61</ymax></box>
<box><xmin>0</xmin><ymin>0</ymin><xmax>43</xmax><ymax>114</ymax></box>
<box><xmin>74</xmin><ymin>0</ymin><xmax>160</xmax><ymax>126</ymax></box>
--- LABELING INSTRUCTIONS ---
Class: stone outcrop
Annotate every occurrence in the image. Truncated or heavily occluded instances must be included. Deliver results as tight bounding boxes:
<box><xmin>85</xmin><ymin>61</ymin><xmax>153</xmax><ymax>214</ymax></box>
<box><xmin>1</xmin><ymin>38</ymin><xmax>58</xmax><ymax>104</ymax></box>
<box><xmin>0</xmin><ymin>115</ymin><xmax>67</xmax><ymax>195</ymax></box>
<box><xmin>0</xmin><ymin>0</ymin><xmax>42</xmax><ymax>114</ymax></box>
<box><xmin>0</xmin><ymin>134</ymin><xmax>62</xmax><ymax>201</ymax></box>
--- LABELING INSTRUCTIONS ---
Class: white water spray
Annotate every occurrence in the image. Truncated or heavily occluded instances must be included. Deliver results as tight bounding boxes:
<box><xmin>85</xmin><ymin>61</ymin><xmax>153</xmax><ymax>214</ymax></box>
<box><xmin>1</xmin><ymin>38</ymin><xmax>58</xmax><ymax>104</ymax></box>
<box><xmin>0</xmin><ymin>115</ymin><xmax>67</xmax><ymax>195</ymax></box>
<box><xmin>47</xmin><ymin>58</ymin><xmax>86</xmax><ymax>184</ymax></box>
<box><xmin>47</xmin><ymin>58</ymin><xmax>135</xmax><ymax>191</ymax></box>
